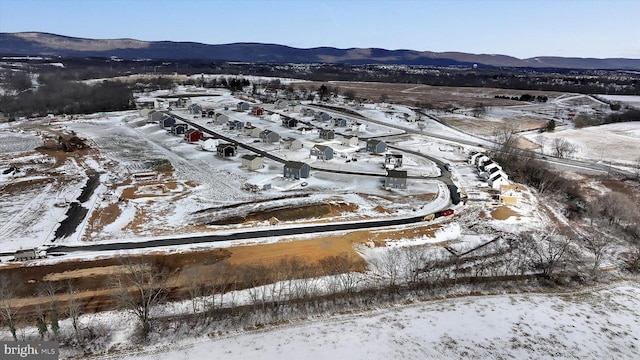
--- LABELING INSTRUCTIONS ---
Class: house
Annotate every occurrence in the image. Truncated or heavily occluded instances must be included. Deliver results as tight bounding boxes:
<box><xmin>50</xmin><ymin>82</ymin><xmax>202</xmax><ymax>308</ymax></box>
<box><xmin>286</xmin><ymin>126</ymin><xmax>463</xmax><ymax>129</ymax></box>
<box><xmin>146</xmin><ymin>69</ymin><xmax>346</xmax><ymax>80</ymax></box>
<box><xmin>404</xmin><ymin>114</ymin><xmax>417</xmax><ymax>122</ymax></box>
<box><xmin>259</xmin><ymin>130</ymin><xmax>281</xmax><ymax>143</ymax></box>
<box><xmin>184</xmin><ymin>129</ymin><xmax>203</xmax><ymax>143</ymax></box>
<box><xmin>384</xmin><ymin>154</ymin><xmax>403</xmax><ymax>169</ymax></box>
<box><xmin>340</xmin><ymin>135</ymin><xmax>359</xmax><ymax>147</ymax></box>
<box><xmin>251</xmin><ymin>106</ymin><xmax>264</xmax><ymax>116</ymax></box>
<box><xmin>283</xmin><ymin>161</ymin><xmax>310</xmax><ymax>179</ymax></box>
<box><xmin>241</xmin><ymin>154</ymin><xmax>263</xmax><ymax>170</ymax></box>
<box><xmin>270</xmin><ymin>113</ymin><xmax>281</xmax><ymax>123</ymax></box>
<box><xmin>171</xmin><ymin>122</ymin><xmax>189</xmax><ymax>135</ymax></box>
<box><xmin>333</xmin><ymin>118</ymin><xmax>347</xmax><ymax>127</ymax></box>
<box><xmin>282</xmin><ymin>117</ymin><xmax>298</xmax><ymax>128</ymax></box>
<box><xmin>216</xmin><ymin>143</ymin><xmax>237</xmax><ymax>157</ymax></box>
<box><xmin>484</xmin><ymin>162</ymin><xmax>502</xmax><ymax>173</ymax></box>
<box><xmin>352</xmin><ymin>122</ymin><xmax>367</xmax><ymax>132</ymax></box>
<box><xmin>136</xmin><ymin>100</ymin><xmax>155</xmax><ymax>109</ymax></box>
<box><xmin>297</xmin><ymin>126</ymin><xmax>317</xmax><ymax>135</ymax></box>
<box><xmin>319</xmin><ymin>129</ymin><xmax>335</xmax><ymax>140</ymax></box>
<box><xmin>237</xmin><ymin>102</ymin><xmax>251</xmax><ymax>111</ymax></box>
<box><xmin>245</xmin><ymin>125</ymin><xmax>263</xmax><ymax>138</ymax></box>
<box><xmin>176</xmin><ymin>98</ymin><xmax>189</xmax><ymax>108</ymax></box>
<box><xmin>366</xmin><ymin>139</ymin><xmax>387</xmax><ymax>154</ymax></box>
<box><xmin>282</xmin><ymin>137</ymin><xmax>303</xmax><ymax>150</ymax></box>
<box><xmin>300</xmin><ymin>108</ymin><xmax>315</xmax><ymax>117</ymax></box>
<box><xmin>314</xmin><ymin>112</ymin><xmax>331</xmax><ymax>122</ymax></box>
<box><xmin>469</xmin><ymin>152</ymin><xmax>484</xmax><ymax>166</ymax></box>
<box><xmin>310</xmin><ymin>144</ymin><xmax>334</xmax><ymax>160</ymax></box>
<box><xmin>149</xmin><ymin>111</ymin><xmax>165</xmax><ymax>123</ymax></box>
<box><xmin>215</xmin><ymin>113</ymin><xmax>229</xmax><ymax>125</ymax></box>
<box><xmin>228</xmin><ymin>120</ymin><xmax>244</xmax><ymax>131</ymax></box>
<box><xmin>187</xmin><ymin>103</ymin><xmax>202</xmax><ymax>115</ymax></box>
<box><xmin>207</xmin><ymin>110</ymin><xmax>216</xmax><ymax>118</ymax></box>
<box><xmin>275</xmin><ymin>99</ymin><xmax>289</xmax><ymax>109</ymax></box>
<box><xmin>384</xmin><ymin>170</ymin><xmax>408</xmax><ymax>189</ymax></box>
<box><xmin>14</xmin><ymin>248</ymin><xmax>38</xmax><ymax>261</ymax></box>
<box><xmin>198</xmin><ymin>137</ymin><xmax>220</xmax><ymax>151</ymax></box>
<box><xmin>489</xmin><ymin>171</ymin><xmax>510</xmax><ymax>190</ymax></box>
<box><xmin>160</xmin><ymin>115</ymin><xmax>176</xmax><ymax>128</ymax></box>
<box><xmin>476</xmin><ymin>155</ymin><xmax>491</xmax><ymax>169</ymax></box>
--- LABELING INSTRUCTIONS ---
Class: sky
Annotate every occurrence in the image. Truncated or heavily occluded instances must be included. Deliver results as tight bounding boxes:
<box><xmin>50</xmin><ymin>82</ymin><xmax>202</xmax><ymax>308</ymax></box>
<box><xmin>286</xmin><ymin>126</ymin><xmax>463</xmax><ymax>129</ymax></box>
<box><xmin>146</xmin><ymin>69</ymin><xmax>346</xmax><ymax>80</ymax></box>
<box><xmin>0</xmin><ymin>0</ymin><xmax>639</xmax><ymax>59</ymax></box>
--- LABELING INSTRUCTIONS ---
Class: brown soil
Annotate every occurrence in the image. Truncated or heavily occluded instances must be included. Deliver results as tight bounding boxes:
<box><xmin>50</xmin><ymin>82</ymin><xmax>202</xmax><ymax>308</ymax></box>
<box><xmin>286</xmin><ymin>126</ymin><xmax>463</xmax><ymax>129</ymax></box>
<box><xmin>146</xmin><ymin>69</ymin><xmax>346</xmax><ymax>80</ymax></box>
<box><xmin>490</xmin><ymin>206</ymin><xmax>521</xmax><ymax>220</ymax></box>
<box><xmin>211</xmin><ymin>202</ymin><xmax>359</xmax><ymax>225</ymax></box>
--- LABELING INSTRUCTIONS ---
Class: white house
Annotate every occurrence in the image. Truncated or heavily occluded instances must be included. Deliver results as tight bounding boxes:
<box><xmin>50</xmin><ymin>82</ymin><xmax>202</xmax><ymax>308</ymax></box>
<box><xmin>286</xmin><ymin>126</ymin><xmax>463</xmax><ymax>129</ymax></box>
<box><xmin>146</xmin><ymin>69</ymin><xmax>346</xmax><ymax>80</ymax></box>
<box><xmin>352</xmin><ymin>122</ymin><xmax>367</xmax><ymax>132</ymax></box>
<box><xmin>488</xmin><ymin>170</ymin><xmax>509</xmax><ymax>190</ymax></box>
<box><xmin>269</xmin><ymin>113</ymin><xmax>281</xmax><ymax>123</ymax></box>
<box><xmin>198</xmin><ymin>138</ymin><xmax>220</xmax><ymax>152</ymax></box>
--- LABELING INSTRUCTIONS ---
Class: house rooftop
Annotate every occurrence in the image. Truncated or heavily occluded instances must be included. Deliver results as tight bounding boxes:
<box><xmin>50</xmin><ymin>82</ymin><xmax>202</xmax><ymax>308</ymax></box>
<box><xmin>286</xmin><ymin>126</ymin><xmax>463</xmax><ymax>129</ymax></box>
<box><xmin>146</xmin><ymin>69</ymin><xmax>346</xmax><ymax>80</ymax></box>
<box><xmin>241</xmin><ymin>154</ymin><xmax>260</xmax><ymax>161</ymax></box>
<box><xmin>386</xmin><ymin>170</ymin><xmax>408</xmax><ymax>178</ymax></box>
<box><xmin>284</xmin><ymin>161</ymin><xmax>309</xmax><ymax>169</ymax></box>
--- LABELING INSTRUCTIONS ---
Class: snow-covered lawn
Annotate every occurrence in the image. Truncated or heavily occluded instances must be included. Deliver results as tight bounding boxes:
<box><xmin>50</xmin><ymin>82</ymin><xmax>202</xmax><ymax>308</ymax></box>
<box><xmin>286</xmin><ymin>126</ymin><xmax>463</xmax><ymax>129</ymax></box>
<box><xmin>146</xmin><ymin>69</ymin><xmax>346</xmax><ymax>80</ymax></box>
<box><xmin>103</xmin><ymin>281</ymin><xmax>640</xmax><ymax>360</ymax></box>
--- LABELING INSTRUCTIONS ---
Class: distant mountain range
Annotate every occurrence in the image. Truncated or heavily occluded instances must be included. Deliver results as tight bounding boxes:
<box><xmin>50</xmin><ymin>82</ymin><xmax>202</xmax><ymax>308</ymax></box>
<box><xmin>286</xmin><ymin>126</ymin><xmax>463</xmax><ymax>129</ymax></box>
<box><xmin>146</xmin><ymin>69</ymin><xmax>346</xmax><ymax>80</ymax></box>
<box><xmin>1</xmin><ymin>32</ymin><xmax>639</xmax><ymax>71</ymax></box>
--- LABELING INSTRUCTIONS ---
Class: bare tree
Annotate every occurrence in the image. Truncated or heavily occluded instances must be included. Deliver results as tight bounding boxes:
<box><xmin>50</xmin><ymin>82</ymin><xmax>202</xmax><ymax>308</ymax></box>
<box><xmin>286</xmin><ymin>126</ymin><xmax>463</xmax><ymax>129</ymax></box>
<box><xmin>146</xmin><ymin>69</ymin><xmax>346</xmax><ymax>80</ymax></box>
<box><xmin>111</xmin><ymin>256</ymin><xmax>168</xmax><ymax>334</ymax></box>
<box><xmin>584</xmin><ymin>235</ymin><xmax>610</xmax><ymax>277</ymax></box>
<box><xmin>551</xmin><ymin>138</ymin><xmax>577</xmax><ymax>158</ymax></box>
<box><xmin>66</xmin><ymin>280</ymin><xmax>83</xmax><ymax>336</ymax></box>
<box><xmin>526</xmin><ymin>230</ymin><xmax>574</xmax><ymax>277</ymax></box>
<box><xmin>181</xmin><ymin>265</ymin><xmax>205</xmax><ymax>315</ymax></box>
<box><xmin>0</xmin><ymin>273</ymin><xmax>21</xmax><ymax>340</ymax></box>
<box><xmin>492</xmin><ymin>123</ymin><xmax>519</xmax><ymax>150</ymax></box>
<box><xmin>38</xmin><ymin>281</ymin><xmax>62</xmax><ymax>338</ymax></box>
<box><xmin>472</xmin><ymin>102</ymin><xmax>487</xmax><ymax>118</ymax></box>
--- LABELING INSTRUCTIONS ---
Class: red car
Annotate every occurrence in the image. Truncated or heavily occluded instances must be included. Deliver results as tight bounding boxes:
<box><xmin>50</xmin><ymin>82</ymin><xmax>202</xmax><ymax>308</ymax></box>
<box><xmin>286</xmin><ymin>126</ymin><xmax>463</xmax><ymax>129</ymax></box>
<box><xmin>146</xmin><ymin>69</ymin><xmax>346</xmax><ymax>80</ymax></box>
<box><xmin>439</xmin><ymin>209</ymin><xmax>455</xmax><ymax>217</ymax></box>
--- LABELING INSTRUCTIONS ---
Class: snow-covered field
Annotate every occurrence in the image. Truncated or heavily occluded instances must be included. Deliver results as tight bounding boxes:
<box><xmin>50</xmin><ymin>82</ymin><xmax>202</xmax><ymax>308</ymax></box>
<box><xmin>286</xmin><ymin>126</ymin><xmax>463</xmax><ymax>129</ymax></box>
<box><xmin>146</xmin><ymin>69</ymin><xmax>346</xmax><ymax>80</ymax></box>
<box><xmin>523</xmin><ymin>121</ymin><xmax>640</xmax><ymax>163</ymax></box>
<box><xmin>597</xmin><ymin>94</ymin><xmax>640</xmax><ymax>109</ymax></box>
<box><xmin>102</xmin><ymin>281</ymin><xmax>640</xmax><ymax>360</ymax></box>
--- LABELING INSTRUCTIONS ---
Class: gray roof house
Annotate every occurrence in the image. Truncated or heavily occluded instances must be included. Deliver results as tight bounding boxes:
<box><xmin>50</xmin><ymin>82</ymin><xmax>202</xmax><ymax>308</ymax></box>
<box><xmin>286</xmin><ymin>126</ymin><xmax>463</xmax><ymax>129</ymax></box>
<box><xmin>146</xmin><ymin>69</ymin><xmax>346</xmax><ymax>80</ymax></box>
<box><xmin>215</xmin><ymin>113</ymin><xmax>229</xmax><ymax>125</ymax></box>
<box><xmin>237</xmin><ymin>102</ymin><xmax>251</xmax><ymax>111</ymax></box>
<box><xmin>216</xmin><ymin>143</ymin><xmax>237</xmax><ymax>157</ymax></box>
<box><xmin>282</xmin><ymin>137</ymin><xmax>303</xmax><ymax>150</ymax></box>
<box><xmin>319</xmin><ymin>129</ymin><xmax>335</xmax><ymax>140</ymax></box>
<box><xmin>366</xmin><ymin>139</ymin><xmax>387</xmax><ymax>154</ymax></box>
<box><xmin>300</xmin><ymin>108</ymin><xmax>315</xmax><ymax>117</ymax></box>
<box><xmin>170</xmin><ymin>122</ymin><xmax>189</xmax><ymax>135</ymax></box>
<box><xmin>241</xmin><ymin>154</ymin><xmax>263</xmax><ymax>170</ymax></box>
<box><xmin>160</xmin><ymin>115</ymin><xmax>176</xmax><ymax>128</ymax></box>
<box><xmin>187</xmin><ymin>103</ymin><xmax>202</xmax><ymax>115</ymax></box>
<box><xmin>310</xmin><ymin>145</ymin><xmax>333</xmax><ymax>160</ymax></box>
<box><xmin>228</xmin><ymin>120</ymin><xmax>244</xmax><ymax>131</ymax></box>
<box><xmin>149</xmin><ymin>111</ymin><xmax>165</xmax><ymax>123</ymax></box>
<box><xmin>333</xmin><ymin>118</ymin><xmax>347</xmax><ymax>127</ymax></box>
<box><xmin>281</xmin><ymin>117</ymin><xmax>299</xmax><ymax>128</ymax></box>
<box><xmin>283</xmin><ymin>161</ymin><xmax>310</xmax><ymax>179</ymax></box>
<box><xmin>259</xmin><ymin>130</ymin><xmax>281</xmax><ymax>143</ymax></box>
<box><xmin>384</xmin><ymin>170</ymin><xmax>408</xmax><ymax>189</ymax></box>
<box><xmin>315</xmin><ymin>112</ymin><xmax>331</xmax><ymax>122</ymax></box>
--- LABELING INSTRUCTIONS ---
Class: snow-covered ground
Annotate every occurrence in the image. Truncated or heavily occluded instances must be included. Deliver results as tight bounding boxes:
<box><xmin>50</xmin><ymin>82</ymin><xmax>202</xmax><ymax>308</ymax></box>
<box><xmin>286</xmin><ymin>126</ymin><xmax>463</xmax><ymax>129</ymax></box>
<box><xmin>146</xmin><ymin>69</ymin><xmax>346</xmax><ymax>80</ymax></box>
<box><xmin>523</xmin><ymin>121</ymin><xmax>640</xmax><ymax>164</ymax></box>
<box><xmin>597</xmin><ymin>94</ymin><xmax>640</xmax><ymax>109</ymax></box>
<box><xmin>100</xmin><ymin>281</ymin><xmax>640</xmax><ymax>360</ymax></box>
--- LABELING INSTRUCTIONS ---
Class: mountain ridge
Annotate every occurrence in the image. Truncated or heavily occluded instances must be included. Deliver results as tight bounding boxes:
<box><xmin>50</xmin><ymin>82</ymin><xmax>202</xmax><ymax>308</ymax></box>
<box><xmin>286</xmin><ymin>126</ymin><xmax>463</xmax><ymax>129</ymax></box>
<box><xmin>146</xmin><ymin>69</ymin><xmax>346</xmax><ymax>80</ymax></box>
<box><xmin>1</xmin><ymin>32</ymin><xmax>639</xmax><ymax>70</ymax></box>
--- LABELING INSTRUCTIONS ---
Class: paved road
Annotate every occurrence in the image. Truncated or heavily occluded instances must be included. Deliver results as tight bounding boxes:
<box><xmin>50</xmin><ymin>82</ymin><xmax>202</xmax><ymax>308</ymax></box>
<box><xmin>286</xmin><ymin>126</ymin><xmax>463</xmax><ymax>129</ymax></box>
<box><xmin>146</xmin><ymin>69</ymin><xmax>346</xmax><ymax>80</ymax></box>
<box><xmin>47</xmin><ymin>214</ymin><xmax>435</xmax><ymax>254</ymax></box>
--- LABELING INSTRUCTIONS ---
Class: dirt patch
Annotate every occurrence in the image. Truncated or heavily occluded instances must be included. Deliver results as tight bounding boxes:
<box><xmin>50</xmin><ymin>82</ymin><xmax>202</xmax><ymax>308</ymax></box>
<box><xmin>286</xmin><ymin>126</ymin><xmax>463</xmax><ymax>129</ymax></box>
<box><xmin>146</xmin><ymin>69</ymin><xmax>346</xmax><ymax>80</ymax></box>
<box><xmin>490</xmin><ymin>206</ymin><xmax>521</xmax><ymax>220</ymax></box>
<box><xmin>210</xmin><ymin>202</ymin><xmax>359</xmax><ymax>225</ymax></box>
<box><xmin>84</xmin><ymin>202</ymin><xmax>123</xmax><ymax>236</ymax></box>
